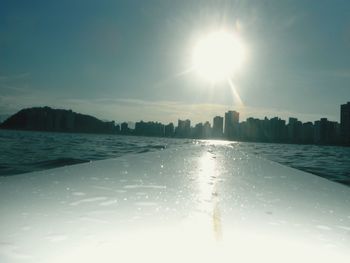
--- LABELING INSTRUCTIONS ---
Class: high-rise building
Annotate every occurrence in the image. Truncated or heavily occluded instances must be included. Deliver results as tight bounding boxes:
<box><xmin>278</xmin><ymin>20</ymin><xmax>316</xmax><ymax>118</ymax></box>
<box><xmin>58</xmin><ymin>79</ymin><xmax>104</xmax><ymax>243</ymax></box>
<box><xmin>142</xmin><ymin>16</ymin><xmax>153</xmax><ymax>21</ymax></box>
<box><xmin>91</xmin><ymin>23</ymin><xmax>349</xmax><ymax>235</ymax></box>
<box><xmin>115</xmin><ymin>124</ymin><xmax>121</xmax><ymax>134</ymax></box>
<box><xmin>164</xmin><ymin>123</ymin><xmax>175</xmax><ymax>137</ymax></box>
<box><xmin>134</xmin><ymin>121</ymin><xmax>165</xmax><ymax>137</ymax></box>
<box><xmin>176</xmin><ymin>119</ymin><xmax>191</xmax><ymax>138</ymax></box>
<box><xmin>212</xmin><ymin>116</ymin><xmax>223</xmax><ymax>138</ymax></box>
<box><xmin>203</xmin><ymin>121</ymin><xmax>212</xmax><ymax>138</ymax></box>
<box><xmin>224</xmin><ymin>111</ymin><xmax>239</xmax><ymax>139</ymax></box>
<box><xmin>340</xmin><ymin>102</ymin><xmax>350</xmax><ymax>144</ymax></box>
<box><xmin>288</xmin><ymin>117</ymin><xmax>302</xmax><ymax>142</ymax></box>
<box><xmin>193</xmin><ymin>123</ymin><xmax>204</xmax><ymax>138</ymax></box>
<box><xmin>301</xmin><ymin>122</ymin><xmax>314</xmax><ymax>144</ymax></box>
<box><xmin>314</xmin><ymin>118</ymin><xmax>338</xmax><ymax>144</ymax></box>
<box><xmin>259</xmin><ymin>117</ymin><xmax>287</xmax><ymax>142</ymax></box>
<box><xmin>120</xmin><ymin>122</ymin><xmax>129</xmax><ymax>134</ymax></box>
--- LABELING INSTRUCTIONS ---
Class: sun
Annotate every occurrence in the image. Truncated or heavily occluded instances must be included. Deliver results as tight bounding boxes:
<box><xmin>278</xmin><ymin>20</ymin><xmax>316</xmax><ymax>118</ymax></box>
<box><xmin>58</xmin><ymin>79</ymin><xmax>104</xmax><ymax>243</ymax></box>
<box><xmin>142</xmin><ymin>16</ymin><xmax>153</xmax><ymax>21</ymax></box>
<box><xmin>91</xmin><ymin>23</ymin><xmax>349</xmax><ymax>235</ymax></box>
<box><xmin>192</xmin><ymin>30</ymin><xmax>245</xmax><ymax>83</ymax></box>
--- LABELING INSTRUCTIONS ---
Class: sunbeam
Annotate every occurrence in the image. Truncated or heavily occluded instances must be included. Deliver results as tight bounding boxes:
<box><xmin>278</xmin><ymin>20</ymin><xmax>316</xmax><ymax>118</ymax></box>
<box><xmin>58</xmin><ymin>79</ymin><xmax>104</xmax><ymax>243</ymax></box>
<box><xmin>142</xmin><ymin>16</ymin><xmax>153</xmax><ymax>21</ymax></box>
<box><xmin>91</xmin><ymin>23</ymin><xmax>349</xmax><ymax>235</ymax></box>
<box><xmin>228</xmin><ymin>77</ymin><xmax>244</xmax><ymax>107</ymax></box>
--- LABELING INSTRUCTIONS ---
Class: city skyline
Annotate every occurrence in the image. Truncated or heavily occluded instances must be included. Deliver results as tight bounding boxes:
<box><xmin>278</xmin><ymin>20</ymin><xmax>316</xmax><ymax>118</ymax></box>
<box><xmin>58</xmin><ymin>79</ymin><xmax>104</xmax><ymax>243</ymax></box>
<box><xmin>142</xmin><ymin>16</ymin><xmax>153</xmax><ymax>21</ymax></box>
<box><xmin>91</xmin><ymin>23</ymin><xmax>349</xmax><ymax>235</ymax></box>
<box><xmin>124</xmin><ymin>101</ymin><xmax>349</xmax><ymax>145</ymax></box>
<box><xmin>1</xmin><ymin>101</ymin><xmax>349</xmax><ymax>146</ymax></box>
<box><xmin>0</xmin><ymin>100</ymin><xmax>345</xmax><ymax>125</ymax></box>
<box><xmin>101</xmin><ymin>101</ymin><xmax>350</xmax><ymax>132</ymax></box>
<box><xmin>1</xmin><ymin>101</ymin><xmax>348</xmax><ymax>128</ymax></box>
<box><xmin>1</xmin><ymin>1</ymin><xmax>350</xmax><ymax>123</ymax></box>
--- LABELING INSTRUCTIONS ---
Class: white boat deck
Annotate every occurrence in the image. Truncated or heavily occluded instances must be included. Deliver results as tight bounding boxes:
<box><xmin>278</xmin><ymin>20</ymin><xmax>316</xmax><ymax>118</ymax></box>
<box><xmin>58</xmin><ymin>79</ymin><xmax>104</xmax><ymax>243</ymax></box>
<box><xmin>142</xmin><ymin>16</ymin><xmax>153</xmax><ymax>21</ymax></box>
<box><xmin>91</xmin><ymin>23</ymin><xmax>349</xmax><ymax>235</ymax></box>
<box><xmin>0</xmin><ymin>141</ymin><xmax>349</xmax><ymax>262</ymax></box>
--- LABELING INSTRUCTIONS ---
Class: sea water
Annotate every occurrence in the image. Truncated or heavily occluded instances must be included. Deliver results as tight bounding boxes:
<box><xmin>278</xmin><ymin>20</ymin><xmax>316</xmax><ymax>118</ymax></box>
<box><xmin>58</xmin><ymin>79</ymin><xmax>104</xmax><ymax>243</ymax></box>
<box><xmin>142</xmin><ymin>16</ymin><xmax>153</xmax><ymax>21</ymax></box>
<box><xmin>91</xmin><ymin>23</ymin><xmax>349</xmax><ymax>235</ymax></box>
<box><xmin>0</xmin><ymin>129</ymin><xmax>349</xmax><ymax>186</ymax></box>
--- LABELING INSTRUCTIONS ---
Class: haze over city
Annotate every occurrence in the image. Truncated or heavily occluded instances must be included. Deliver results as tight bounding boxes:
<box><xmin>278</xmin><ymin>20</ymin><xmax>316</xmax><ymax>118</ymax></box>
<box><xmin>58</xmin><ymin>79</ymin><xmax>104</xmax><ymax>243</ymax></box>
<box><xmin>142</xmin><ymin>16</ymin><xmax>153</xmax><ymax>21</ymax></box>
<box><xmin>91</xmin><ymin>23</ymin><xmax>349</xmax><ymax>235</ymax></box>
<box><xmin>1</xmin><ymin>0</ymin><xmax>350</xmax><ymax>124</ymax></box>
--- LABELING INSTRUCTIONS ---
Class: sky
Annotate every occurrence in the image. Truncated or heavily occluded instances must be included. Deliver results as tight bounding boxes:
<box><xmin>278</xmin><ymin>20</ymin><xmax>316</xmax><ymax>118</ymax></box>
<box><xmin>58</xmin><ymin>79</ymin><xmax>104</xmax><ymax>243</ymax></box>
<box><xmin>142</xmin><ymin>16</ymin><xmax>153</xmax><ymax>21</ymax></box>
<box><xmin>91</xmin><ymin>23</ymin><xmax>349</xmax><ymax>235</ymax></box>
<box><xmin>1</xmin><ymin>0</ymin><xmax>350</xmax><ymax>124</ymax></box>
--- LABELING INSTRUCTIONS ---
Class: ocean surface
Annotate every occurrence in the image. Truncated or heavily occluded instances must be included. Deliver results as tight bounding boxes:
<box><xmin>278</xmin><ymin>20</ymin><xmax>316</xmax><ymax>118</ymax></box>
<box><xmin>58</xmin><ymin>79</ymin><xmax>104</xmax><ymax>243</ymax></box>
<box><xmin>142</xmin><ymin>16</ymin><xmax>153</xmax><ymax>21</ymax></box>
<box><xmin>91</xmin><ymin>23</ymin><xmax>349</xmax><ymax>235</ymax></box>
<box><xmin>0</xmin><ymin>129</ymin><xmax>349</xmax><ymax>186</ymax></box>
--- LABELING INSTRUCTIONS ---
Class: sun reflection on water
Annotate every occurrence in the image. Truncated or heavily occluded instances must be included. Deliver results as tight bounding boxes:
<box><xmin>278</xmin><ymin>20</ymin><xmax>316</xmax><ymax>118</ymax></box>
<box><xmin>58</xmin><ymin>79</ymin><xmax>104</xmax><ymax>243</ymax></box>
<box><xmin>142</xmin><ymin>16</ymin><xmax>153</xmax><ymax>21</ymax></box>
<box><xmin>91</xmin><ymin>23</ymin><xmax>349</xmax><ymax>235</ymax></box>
<box><xmin>195</xmin><ymin>150</ymin><xmax>222</xmax><ymax>240</ymax></box>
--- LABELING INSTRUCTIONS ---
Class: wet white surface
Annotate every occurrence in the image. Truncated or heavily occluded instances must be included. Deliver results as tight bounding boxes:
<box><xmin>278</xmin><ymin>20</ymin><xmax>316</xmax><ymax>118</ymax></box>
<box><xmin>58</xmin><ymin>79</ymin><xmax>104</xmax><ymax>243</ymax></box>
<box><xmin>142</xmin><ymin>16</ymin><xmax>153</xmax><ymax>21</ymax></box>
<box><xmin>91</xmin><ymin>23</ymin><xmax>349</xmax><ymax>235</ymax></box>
<box><xmin>0</xmin><ymin>141</ymin><xmax>349</xmax><ymax>262</ymax></box>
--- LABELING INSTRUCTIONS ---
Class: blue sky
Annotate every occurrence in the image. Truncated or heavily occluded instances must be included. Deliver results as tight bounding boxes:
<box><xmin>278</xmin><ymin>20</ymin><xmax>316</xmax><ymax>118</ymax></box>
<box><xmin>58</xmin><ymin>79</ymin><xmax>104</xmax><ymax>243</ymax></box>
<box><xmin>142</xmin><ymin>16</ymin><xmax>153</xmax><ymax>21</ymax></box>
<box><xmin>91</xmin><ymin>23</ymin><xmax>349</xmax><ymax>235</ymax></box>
<box><xmin>1</xmin><ymin>0</ymin><xmax>349</xmax><ymax>124</ymax></box>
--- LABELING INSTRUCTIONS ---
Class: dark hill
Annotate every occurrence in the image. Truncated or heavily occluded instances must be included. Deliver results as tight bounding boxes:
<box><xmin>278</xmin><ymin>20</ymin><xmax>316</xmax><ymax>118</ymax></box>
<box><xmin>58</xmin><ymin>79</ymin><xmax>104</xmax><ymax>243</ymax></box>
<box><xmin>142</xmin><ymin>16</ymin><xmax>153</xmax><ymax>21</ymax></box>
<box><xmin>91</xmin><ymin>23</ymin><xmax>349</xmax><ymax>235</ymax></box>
<box><xmin>0</xmin><ymin>106</ymin><xmax>118</xmax><ymax>134</ymax></box>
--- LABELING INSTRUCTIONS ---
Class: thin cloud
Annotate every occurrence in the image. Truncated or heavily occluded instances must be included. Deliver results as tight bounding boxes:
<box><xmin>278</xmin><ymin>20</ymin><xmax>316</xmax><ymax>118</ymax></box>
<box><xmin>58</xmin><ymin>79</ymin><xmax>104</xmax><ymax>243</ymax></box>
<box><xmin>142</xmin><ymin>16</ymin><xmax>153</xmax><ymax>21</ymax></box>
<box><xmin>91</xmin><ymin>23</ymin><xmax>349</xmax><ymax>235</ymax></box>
<box><xmin>0</xmin><ymin>72</ymin><xmax>31</xmax><ymax>81</ymax></box>
<box><xmin>321</xmin><ymin>69</ymin><xmax>350</xmax><ymax>78</ymax></box>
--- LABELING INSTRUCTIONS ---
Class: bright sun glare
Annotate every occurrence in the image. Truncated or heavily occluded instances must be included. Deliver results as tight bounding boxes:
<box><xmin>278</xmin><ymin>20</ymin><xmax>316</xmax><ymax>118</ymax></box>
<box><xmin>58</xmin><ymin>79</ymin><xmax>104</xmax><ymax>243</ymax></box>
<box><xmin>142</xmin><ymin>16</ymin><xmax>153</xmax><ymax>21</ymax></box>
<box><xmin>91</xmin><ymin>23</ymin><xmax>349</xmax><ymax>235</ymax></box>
<box><xmin>192</xmin><ymin>31</ymin><xmax>245</xmax><ymax>82</ymax></box>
